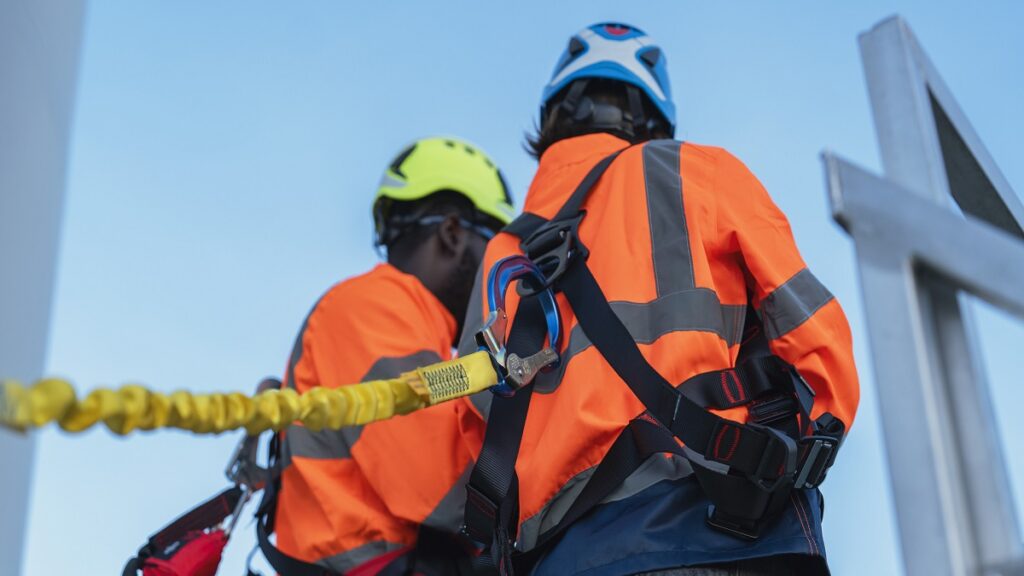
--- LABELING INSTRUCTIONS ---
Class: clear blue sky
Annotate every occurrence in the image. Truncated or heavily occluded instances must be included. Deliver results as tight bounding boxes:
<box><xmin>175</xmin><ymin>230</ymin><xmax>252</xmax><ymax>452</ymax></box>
<box><xmin>23</xmin><ymin>1</ymin><xmax>1024</xmax><ymax>575</ymax></box>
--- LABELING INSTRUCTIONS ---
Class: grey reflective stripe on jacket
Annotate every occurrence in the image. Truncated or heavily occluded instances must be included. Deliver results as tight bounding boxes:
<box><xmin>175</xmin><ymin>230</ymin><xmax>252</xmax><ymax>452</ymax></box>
<box><xmin>516</xmin><ymin>448</ymin><xmax>695</xmax><ymax>551</ymax></box>
<box><xmin>281</xmin><ymin>349</ymin><xmax>443</xmax><ymax>464</ymax></box>
<box><xmin>518</xmin><ymin>140</ymin><xmax>702</xmax><ymax>549</ymax></box>
<box><xmin>314</xmin><ymin>540</ymin><xmax>407</xmax><ymax>573</ymax></box>
<box><xmin>644</xmin><ymin>139</ymin><xmax>695</xmax><ymax>294</ymax></box>
<box><xmin>533</xmin><ymin>291</ymin><xmax>747</xmax><ymax>392</ymax></box>
<box><xmin>760</xmin><ymin>268</ymin><xmax>834</xmax><ymax>339</ymax></box>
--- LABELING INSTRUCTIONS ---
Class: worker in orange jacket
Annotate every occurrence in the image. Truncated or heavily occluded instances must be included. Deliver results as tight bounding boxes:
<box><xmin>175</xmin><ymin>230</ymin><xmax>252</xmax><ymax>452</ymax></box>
<box><xmin>262</xmin><ymin>136</ymin><xmax>514</xmax><ymax>576</ymax></box>
<box><xmin>458</xmin><ymin>23</ymin><xmax>859</xmax><ymax>576</ymax></box>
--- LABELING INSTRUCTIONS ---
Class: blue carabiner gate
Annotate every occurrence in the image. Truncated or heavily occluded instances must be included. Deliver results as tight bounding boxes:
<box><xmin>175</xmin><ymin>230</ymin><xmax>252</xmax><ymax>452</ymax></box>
<box><xmin>476</xmin><ymin>255</ymin><xmax>562</xmax><ymax>396</ymax></box>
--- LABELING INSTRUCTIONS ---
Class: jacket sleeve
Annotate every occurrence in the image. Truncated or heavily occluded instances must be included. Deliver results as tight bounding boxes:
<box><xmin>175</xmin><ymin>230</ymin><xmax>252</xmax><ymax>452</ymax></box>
<box><xmin>715</xmin><ymin>149</ymin><xmax>860</xmax><ymax>430</ymax></box>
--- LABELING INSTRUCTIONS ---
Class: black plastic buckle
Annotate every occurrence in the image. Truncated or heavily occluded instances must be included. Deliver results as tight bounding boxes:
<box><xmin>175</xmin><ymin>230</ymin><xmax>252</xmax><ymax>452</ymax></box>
<box><xmin>462</xmin><ymin>483</ymin><xmax>500</xmax><ymax>547</ymax></box>
<box><xmin>519</xmin><ymin>213</ymin><xmax>588</xmax><ymax>293</ymax></box>
<box><xmin>748</xmin><ymin>393</ymin><xmax>798</xmax><ymax>426</ymax></box>
<box><xmin>706</xmin><ymin>504</ymin><xmax>762</xmax><ymax>541</ymax></box>
<box><xmin>746</xmin><ymin>423</ymin><xmax>797</xmax><ymax>492</ymax></box>
<box><xmin>794</xmin><ymin>435</ymin><xmax>839</xmax><ymax>489</ymax></box>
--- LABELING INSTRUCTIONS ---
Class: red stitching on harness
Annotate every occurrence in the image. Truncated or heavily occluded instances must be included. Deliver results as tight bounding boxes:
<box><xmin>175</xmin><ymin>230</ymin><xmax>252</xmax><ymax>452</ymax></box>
<box><xmin>720</xmin><ymin>373</ymin><xmax>737</xmax><ymax>404</ymax></box>
<box><xmin>714</xmin><ymin>425</ymin><xmax>740</xmax><ymax>461</ymax></box>
<box><xmin>726</xmin><ymin>427</ymin><xmax>739</xmax><ymax>460</ymax></box>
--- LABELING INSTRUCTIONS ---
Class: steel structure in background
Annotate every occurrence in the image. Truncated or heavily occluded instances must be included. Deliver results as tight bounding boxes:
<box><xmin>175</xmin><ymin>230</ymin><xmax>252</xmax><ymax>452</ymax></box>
<box><xmin>824</xmin><ymin>16</ymin><xmax>1024</xmax><ymax>576</ymax></box>
<box><xmin>0</xmin><ymin>2</ymin><xmax>85</xmax><ymax>575</ymax></box>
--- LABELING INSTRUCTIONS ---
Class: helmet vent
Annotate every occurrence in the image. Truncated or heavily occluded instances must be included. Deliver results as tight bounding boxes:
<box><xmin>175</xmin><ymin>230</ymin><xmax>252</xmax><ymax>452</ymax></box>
<box><xmin>388</xmin><ymin>144</ymin><xmax>417</xmax><ymax>178</ymax></box>
<box><xmin>639</xmin><ymin>47</ymin><xmax>662</xmax><ymax>68</ymax></box>
<box><xmin>568</xmin><ymin>36</ymin><xmax>586</xmax><ymax>57</ymax></box>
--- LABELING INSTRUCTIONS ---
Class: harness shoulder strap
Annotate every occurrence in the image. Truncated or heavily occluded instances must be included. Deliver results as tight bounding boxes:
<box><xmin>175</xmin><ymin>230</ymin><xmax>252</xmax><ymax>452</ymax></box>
<box><xmin>464</xmin><ymin>151</ymin><xmax>627</xmax><ymax>574</ymax></box>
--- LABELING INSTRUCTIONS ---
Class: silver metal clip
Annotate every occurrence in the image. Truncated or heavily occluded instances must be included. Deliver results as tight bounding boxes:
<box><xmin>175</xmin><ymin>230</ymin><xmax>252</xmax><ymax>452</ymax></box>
<box><xmin>505</xmin><ymin>347</ymin><xmax>559</xmax><ymax>387</ymax></box>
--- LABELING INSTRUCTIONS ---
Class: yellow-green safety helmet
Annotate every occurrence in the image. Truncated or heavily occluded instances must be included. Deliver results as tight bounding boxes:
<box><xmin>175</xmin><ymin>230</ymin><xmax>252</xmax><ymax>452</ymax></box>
<box><xmin>373</xmin><ymin>137</ymin><xmax>515</xmax><ymax>240</ymax></box>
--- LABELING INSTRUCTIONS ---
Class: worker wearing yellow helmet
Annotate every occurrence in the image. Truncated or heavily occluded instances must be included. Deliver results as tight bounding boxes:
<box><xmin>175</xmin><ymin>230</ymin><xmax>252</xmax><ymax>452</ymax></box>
<box><xmin>258</xmin><ymin>136</ymin><xmax>513</xmax><ymax>575</ymax></box>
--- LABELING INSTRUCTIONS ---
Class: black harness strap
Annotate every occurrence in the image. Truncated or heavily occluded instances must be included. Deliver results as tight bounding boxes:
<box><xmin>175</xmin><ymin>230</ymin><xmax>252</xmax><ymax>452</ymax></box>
<box><xmin>463</xmin><ymin>153</ymin><xmax>624</xmax><ymax>575</ymax></box>
<box><xmin>464</xmin><ymin>295</ymin><xmax>549</xmax><ymax>575</ymax></box>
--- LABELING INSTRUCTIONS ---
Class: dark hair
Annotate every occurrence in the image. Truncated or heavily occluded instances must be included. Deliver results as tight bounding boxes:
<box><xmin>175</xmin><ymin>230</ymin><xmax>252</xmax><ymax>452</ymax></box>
<box><xmin>525</xmin><ymin>79</ymin><xmax>672</xmax><ymax>160</ymax></box>
<box><xmin>380</xmin><ymin>190</ymin><xmax>504</xmax><ymax>255</ymax></box>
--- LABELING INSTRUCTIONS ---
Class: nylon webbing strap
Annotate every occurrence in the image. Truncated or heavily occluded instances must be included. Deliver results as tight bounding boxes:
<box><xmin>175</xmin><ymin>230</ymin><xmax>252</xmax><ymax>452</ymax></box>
<box><xmin>464</xmin><ymin>295</ymin><xmax>548</xmax><ymax>574</ymax></box>
<box><xmin>677</xmin><ymin>356</ymin><xmax>792</xmax><ymax>410</ymax></box>
<box><xmin>558</xmin><ymin>259</ymin><xmax>791</xmax><ymax>478</ymax></box>
<box><xmin>554</xmin><ymin>151</ymin><xmax>623</xmax><ymax>218</ymax></box>
<box><xmin>464</xmin><ymin>151</ymin><xmax>628</xmax><ymax>569</ymax></box>
<box><xmin>502</xmin><ymin>212</ymin><xmax>548</xmax><ymax>240</ymax></box>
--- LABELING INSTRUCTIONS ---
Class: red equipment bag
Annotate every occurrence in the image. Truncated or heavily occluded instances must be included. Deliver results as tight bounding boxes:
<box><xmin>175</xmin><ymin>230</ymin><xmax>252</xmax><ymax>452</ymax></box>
<box><xmin>123</xmin><ymin>487</ymin><xmax>242</xmax><ymax>576</ymax></box>
<box><xmin>140</xmin><ymin>531</ymin><xmax>228</xmax><ymax>576</ymax></box>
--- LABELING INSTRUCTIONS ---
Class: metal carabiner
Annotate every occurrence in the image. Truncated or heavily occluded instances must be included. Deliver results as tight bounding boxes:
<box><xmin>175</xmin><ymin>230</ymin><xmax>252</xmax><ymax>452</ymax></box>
<box><xmin>476</xmin><ymin>255</ymin><xmax>562</xmax><ymax>396</ymax></box>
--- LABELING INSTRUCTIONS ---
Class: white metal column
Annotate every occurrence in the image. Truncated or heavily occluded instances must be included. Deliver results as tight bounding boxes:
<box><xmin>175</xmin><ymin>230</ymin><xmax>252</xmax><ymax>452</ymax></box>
<box><xmin>0</xmin><ymin>2</ymin><xmax>85</xmax><ymax>575</ymax></box>
<box><xmin>824</xmin><ymin>16</ymin><xmax>1024</xmax><ymax>576</ymax></box>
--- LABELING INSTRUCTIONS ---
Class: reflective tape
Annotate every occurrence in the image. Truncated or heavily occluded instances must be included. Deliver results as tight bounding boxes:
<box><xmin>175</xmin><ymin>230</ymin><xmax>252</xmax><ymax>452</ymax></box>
<box><xmin>761</xmin><ymin>268</ymin><xmax>834</xmax><ymax>340</ymax></box>
<box><xmin>644</xmin><ymin>140</ymin><xmax>694</xmax><ymax>295</ymax></box>
<box><xmin>516</xmin><ymin>450</ymin><xmax>693</xmax><ymax>550</ymax></box>
<box><xmin>315</xmin><ymin>540</ymin><xmax>406</xmax><ymax>573</ymax></box>
<box><xmin>534</xmin><ymin>290</ymin><xmax>746</xmax><ymax>392</ymax></box>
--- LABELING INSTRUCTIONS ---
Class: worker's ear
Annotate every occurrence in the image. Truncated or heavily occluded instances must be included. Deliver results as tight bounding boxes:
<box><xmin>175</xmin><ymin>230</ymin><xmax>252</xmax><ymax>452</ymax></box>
<box><xmin>436</xmin><ymin>213</ymin><xmax>465</xmax><ymax>257</ymax></box>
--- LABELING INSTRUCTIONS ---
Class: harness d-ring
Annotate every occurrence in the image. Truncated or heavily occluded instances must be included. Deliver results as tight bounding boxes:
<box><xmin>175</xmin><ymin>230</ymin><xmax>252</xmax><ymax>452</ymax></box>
<box><xmin>476</xmin><ymin>255</ymin><xmax>562</xmax><ymax>396</ymax></box>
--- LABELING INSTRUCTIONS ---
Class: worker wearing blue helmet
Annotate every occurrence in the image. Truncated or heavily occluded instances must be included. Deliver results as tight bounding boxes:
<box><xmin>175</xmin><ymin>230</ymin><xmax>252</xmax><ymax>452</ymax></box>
<box><xmin>459</xmin><ymin>22</ymin><xmax>857</xmax><ymax>576</ymax></box>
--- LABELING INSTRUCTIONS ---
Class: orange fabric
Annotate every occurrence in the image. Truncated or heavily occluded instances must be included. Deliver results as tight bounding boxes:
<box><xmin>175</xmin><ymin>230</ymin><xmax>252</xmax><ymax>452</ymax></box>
<box><xmin>474</xmin><ymin>133</ymin><xmax>860</xmax><ymax>527</ymax></box>
<box><xmin>275</xmin><ymin>263</ymin><xmax>482</xmax><ymax>568</ymax></box>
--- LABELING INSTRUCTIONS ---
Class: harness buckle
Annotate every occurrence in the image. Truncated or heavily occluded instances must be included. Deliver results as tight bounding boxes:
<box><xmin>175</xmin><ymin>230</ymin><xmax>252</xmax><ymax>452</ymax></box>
<box><xmin>520</xmin><ymin>213</ymin><xmax>588</xmax><ymax>293</ymax></box>
<box><xmin>705</xmin><ymin>505</ymin><xmax>763</xmax><ymax>541</ymax></box>
<box><xmin>745</xmin><ymin>423</ymin><xmax>798</xmax><ymax>492</ymax></box>
<box><xmin>462</xmin><ymin>483</ymin><xmax>500</xmax><ymax>546</ymax></box>
<box><xmin>794</xmin><ymin>435</ymin><xmax>839</xmax><ymax>489</ymax></box>
<box><xmin>748</xmin><ymin>393</ymin><xmax>798</xmax><ymax>427</ymax></box>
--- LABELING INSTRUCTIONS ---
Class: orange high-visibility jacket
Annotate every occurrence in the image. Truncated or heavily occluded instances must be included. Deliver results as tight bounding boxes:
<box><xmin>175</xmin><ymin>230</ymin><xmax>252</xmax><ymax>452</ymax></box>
<box><xmin>276</xmin><ymin>263</ymin><xmax>484</xmax><ymax>572</ymax></box>
<box><xmin>459</xmin><ymin>133</ymin><xmax>860</xmax><ymax>550</ymax></box>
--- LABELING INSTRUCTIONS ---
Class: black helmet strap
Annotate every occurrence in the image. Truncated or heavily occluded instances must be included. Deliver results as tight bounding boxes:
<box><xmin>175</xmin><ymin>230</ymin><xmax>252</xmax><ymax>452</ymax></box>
<box><xmin>552</xmin><ymin>79</ymin><xmax>660</xmax><ymax>143</ymax></box>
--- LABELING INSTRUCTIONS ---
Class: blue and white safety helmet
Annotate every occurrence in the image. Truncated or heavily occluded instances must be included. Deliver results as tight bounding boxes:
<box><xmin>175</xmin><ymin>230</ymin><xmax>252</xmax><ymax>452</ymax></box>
<box><xmin>541</xmin><ymin>23</ymin><xmax>675</xmax><ymax>133</ymax></box>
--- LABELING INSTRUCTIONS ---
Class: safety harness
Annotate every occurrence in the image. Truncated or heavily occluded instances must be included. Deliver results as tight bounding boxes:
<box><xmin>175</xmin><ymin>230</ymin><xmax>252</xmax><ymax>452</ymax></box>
<box><xmin>463</xmin><ymin>146</ymin><xmax>845</xmax><ymax>575</ymax></box>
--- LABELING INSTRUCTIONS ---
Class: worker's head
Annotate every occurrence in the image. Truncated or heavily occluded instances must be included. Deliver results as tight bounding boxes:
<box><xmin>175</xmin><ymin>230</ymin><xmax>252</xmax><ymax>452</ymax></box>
<box><xmin>373</xmin><ymin>137</ymin><xmax>513</xmax><ymax>341</ymax></box>
<box><xmin>528</xmin><ymin>23</ymin><xmax>675</xmax><ymax>159</ymax></box>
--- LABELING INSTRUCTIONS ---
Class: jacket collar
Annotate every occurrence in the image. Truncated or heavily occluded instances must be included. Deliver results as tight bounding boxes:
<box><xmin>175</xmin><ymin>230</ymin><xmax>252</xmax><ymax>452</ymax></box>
<box><xmin>525</xmin><ymin>133</ymin><xmax>632</xmax><ymax>213</ymax></box>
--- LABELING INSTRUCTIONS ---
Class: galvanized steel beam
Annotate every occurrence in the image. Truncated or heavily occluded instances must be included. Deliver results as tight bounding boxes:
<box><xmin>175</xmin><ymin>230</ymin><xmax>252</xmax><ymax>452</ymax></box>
<box><xmin>824</xmin><ymin>15</ymin><xmax>1024</xmax><ymax>576</ymax></box>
